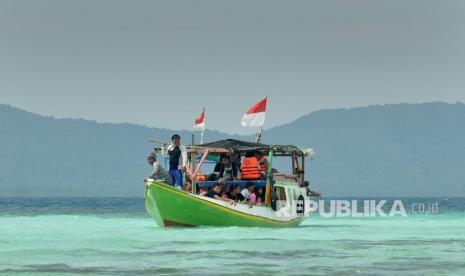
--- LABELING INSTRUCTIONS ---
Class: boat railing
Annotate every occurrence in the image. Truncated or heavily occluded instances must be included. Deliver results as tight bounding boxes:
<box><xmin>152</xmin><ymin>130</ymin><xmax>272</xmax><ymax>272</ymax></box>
<box><xmin>196</xmin><ymin>180</ymin><xmax>266</xmax><ymax>188</ymax></box>
<box><xmin>272</xmin><ymin>173</ymin><xmax>298</xmax><ymax>182</ymax></box>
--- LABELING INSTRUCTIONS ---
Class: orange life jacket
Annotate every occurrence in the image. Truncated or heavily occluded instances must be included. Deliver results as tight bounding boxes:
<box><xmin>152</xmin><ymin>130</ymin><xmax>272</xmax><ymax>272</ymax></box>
<box><xmin>258</xmin><ymin>157</ymin><xmax>268</xmax><ymax>173</ymax></box>
<box><xmin>196</xmin><ymin>174</ymin><xmax>207</xmax><ymax>181</ymax></box>
<box><xmin>188</xmin><ymin>173</ymin><xmax>206</xmax><ymax>182</ymax></box>
<box><xmin>241</xmin><ymin>157</ymin><xmax>261</xmax><ymax>180</ymax></box>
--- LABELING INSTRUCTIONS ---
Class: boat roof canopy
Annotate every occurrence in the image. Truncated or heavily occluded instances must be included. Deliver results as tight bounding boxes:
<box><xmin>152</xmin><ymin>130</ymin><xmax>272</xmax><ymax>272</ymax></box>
<box><xmin>189</xmin><ymin>139</ymin><xmax>307</xmax><ymax>157</ymax></box>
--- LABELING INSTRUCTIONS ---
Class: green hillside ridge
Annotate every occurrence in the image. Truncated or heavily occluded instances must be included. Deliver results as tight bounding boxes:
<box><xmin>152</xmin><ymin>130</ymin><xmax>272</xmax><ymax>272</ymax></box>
<box><xmin>1</xmin><ymin>102</ymin><xmax>464</xmax><ymax>196</ymax></box>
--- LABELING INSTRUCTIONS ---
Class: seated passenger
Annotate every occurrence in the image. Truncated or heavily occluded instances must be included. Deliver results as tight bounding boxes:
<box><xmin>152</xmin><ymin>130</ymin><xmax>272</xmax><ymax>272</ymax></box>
<box><xmin>147</xmin><ymin>153</ymin><xmax>172</xmax><ymax>185</ymax></box>
<box><xmin>183</xmin><ymin>181</ymin><xmax>192</xmax><ymax>192</ymax></box>
<box><xmin>255</xmin><ymin>150</ymin><xmax>268</xmax><ymax>180</ymax></box>
<box><xmin>227</xmin><ymin>185</ymin><xmax>246</xmax><ymax>203</ymax></box>
<box><xmin>241</xmin><ymin>151</ymin><xmax>261</xmax><ymax>180</ymax></box>
<box><xmin>205</xmin><ymin>183</ymin><xmax>235</xmax><ymax>205</ymax></box>
<box><xmin>218</xmin><ymin>179</ymin><xmax>230</xmax><ymax>200</ymax></box>
<box><xmin>207</xmin><ymin>154</ymin><xmax>225</xmax><ymax>181</ymax></box>
<box><xmin>240</xmin><ymin>182</ymin><xmax>255</xmax><ymax>201</ymax></box>
<box><xmin>198</xmin><ymin>186</ymin><xmax>208</xmax><ymax>196</ymax></box>
<box><xmin>219</xmin><ymin>156</ymin><xmax>240</xmax><ymax>181</ymax></box>
<box><xmin>249</xmin><ymin>187</ymin><xmax>263</xmax><ymax>207</ymax></box>
<box><xmin>232</xmin><ymin>150</ymin><xmax>242</xmax><ymax>169</ymax></box>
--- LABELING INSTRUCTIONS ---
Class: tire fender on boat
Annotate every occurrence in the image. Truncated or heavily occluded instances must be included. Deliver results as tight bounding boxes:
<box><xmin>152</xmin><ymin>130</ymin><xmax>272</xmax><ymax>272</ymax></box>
<box><xmin>297</xmin><ymin>194</ymin><xmax>305</xmax><ymax>216</ymax></box>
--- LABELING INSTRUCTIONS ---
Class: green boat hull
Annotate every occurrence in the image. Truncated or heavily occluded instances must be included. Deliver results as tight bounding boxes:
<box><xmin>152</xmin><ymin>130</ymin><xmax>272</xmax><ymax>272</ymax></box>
<box><xmin>144</xmin><ymin>181</ymin><xmax>305</xmax><ymax>227</ymax></box>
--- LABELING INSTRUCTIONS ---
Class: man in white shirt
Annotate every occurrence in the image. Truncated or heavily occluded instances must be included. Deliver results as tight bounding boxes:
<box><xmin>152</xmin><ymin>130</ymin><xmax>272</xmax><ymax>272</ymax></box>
<box><xmin>162</xmin><ymin>134</ymin><xmax>188</xmax><ymax>189</ymax></box>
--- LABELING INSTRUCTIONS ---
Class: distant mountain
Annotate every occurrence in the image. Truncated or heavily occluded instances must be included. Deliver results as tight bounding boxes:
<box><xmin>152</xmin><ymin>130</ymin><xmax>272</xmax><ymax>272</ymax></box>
<box><xmin>0</xmin><ymin>104</ymin><xmax>236</xmax><ymax>197</ymax></box>
<box><xmin>1</xmin><ymin>102</ymin><xmax>464</xmax><ymax>197</ymax></box>
<box><xmin>263</xmin><ymin>102</ymin><xmax>465</xmax><ymax>196</ymax></box>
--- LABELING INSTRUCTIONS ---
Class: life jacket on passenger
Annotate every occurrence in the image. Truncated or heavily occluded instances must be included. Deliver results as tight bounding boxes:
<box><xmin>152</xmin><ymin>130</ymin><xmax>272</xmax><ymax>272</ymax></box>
<box><xmin>195</xmin><ymin>174</ymin><xmax>207</xmax><ymax>181</ymax></box>
<box><xmin>258</xmin><ymin>156</ymin><xmax>268</xmax><ymax>174</ymax></box>
<box><xmin>241</xmin><ymin>156</ymin><xmax>261</xmax><ymax>180</ymax></box>
<box><xmin>187</xmin><ymin>173</ymin><xmax>206</xmax><ymax>182</ymax></box>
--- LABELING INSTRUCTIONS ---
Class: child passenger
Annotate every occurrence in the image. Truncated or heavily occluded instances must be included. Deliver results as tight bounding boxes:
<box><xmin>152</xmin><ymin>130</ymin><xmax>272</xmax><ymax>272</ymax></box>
<box><xmin>249</xmin><ymin>187</ymin><xmax>263</xmax><ymax>207</ymax></box>
<box><xmin>241</xmin><ymin>182</ymin><xmax>255</xmax><ymax>201</ymax></box>
<box><xmin>227</xmin><ymin>185</ymin><xmax>246</xmax><ymax>204</ymax></box>
<box><xmin>205</xmin><ymin>183</ymin><xmax>236</xmax><ymax>205</ymax></box>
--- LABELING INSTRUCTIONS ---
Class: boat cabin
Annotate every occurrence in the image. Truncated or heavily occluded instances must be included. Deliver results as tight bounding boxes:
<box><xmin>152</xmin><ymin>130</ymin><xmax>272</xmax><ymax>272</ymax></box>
<box><xmin>183</xmin><ymin>139</ymin><xmax>314</xmax><ymax>207</ymax></box>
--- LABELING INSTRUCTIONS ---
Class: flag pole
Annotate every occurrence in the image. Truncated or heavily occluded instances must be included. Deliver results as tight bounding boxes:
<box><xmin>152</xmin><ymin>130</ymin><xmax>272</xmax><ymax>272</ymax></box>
<box><xmin>194</xmin><ymin>107</ymin><xmax>206</xmax><ymax>145</ymax></box>
<box><xmin>242</xmin><ymin>96</ymin><xmax>267</xmax><ymax>143</ymax></box>
<box><xmin>200</xmin><ymin>107</ymin><xmax>205</xmax><ymax>144</ymax></box>
<box><xmin>255</xmin><ymin>95</ymin><xmax>267</xmax><ymax>143</ymax></box>
<box><xmin>255</xmin><ymin>126</ymin><xmax>263</xmax><ymax>143</ymax></box>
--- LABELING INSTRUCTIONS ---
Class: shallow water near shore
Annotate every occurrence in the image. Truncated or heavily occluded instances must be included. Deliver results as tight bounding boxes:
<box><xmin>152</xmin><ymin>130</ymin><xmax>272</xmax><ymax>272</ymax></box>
<box><xmin>1</xmin><ymin>197</ymin><xmax>464</xmax><ymax>275</ymax></box>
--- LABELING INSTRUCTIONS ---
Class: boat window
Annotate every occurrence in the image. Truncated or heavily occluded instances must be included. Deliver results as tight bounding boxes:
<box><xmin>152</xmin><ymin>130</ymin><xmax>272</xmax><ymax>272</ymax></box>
<box><xmin>275</xmin><ymin>186</ymin><xmax>286</xmax><ymax>201</ymax></box>
<box><xmin>283</xmin><ymin>187</ymin><xmax>297</xmax><ymax>201</ymax></box>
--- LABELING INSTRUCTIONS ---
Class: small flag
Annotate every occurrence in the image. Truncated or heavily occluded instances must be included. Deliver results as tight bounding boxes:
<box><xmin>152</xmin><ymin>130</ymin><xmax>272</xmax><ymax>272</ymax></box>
<box><xmin>194</xmin><ymin>108</ymin><xmax>206</xmax><ymax>129</ymax></box>
<box><xmin>241</xmin><ymin>97</ymin><xmax>267</xmax><ymax>127</ymax></box>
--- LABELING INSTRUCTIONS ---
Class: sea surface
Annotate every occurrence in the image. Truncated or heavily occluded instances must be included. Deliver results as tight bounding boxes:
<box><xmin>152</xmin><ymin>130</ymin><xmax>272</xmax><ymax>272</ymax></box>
<box><xmin>0</xmin><ymin>197</ymin><xmax>464</xmax><ymax>275</ymax></box>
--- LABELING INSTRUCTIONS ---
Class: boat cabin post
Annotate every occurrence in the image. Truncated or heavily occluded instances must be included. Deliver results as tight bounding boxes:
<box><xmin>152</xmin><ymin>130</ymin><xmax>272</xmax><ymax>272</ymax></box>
<box><xmin>190</xmin><ymin>134</ymin><xmax>196</xmax><ymax>194</ymax></box>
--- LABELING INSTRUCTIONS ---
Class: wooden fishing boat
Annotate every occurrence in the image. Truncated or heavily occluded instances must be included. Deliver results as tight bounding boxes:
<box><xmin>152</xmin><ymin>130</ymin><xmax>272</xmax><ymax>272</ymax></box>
<box><xmin>144</xmin><ymin>139</ymin><xmax>317</xmax><ymax>227</ymax></box>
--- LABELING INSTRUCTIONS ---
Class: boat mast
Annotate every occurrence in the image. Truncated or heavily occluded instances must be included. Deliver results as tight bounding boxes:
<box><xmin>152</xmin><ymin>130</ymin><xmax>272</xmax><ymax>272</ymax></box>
<box><xmin>255</xmin><ymin>127</ymin><xmax>263</xmax><ymax>143</ymax></box>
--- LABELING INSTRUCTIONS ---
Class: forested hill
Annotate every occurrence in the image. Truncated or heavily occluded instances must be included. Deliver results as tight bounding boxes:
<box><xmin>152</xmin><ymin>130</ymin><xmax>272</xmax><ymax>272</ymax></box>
<box><xmin>1</xmin><ymin>102</ymin><xmax>464</xmax><ymax>196</ymax></box>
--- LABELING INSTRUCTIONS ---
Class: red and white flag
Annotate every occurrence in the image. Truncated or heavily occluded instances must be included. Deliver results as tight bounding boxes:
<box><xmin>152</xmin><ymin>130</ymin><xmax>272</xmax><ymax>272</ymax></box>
<box><xmin>241</xmin><ymin>97</ymin><xmax>267</xmax><ymax>127</ymax></box>
<box><xmin>194</xmin><ymin>108</ymin><xmax>206</xmax><ymax>130</ymax></box>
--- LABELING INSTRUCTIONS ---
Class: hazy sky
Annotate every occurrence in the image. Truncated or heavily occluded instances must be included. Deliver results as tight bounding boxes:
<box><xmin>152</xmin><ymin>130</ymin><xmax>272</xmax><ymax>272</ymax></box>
<box><xmin>1</xmin><ymin>0</ymin><xmax>464</xmax><ymax>134</ymax></box>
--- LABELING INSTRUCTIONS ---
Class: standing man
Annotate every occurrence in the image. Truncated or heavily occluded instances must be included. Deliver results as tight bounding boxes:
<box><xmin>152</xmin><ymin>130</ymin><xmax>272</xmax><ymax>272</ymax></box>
<box><xmin>162</xmin><ymin>134</ymin><xmax>188</xmax><ymax>189</ymax></box>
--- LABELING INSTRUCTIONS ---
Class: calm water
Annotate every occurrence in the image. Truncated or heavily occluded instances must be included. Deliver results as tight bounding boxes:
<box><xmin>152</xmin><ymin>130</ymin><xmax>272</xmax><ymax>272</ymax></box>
<box><xmin>1</xmin><ymin>197</ymin><xmax>465</xmax><ymax>275</ymax></box>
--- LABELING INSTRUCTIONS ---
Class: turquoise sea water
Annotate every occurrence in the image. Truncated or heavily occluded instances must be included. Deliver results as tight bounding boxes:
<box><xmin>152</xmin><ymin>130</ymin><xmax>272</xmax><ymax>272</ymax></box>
<box><xmin>0</xmin><ymin>198</ymin><xmax>464</xmax><ymax>275</ymax></box>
